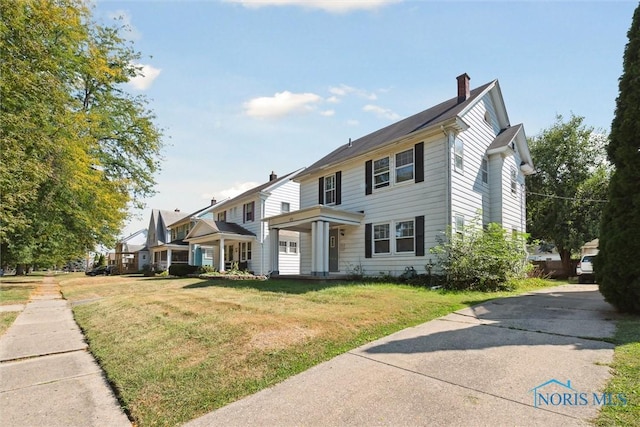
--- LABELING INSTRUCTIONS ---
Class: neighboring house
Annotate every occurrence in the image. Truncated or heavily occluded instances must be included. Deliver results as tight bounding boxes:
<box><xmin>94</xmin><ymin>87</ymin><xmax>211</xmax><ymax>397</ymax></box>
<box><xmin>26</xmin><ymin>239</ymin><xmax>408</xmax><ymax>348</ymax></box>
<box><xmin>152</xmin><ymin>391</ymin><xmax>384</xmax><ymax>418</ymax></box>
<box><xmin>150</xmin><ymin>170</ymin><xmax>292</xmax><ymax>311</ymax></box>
<box><xmin>266</xmin><ymin>74</ymin><xmax>534</xmax><ymax>277</ymax></box>
<box><xmin>185</xmin><ymin>170</ymin><xmax>303</xmax><ymax>275</ymax></box>
<box><xmin>114</xmin><ymin>229</ymin><xmax>149</xmax><ymax>274</ymax></box>
<box><xmin>146</xmin><ymin>209</ymin><xmax>189</xmax><ymax>270</ymax></box>
<box><xmin>166</xmin><ymin>200</ymin><xmax>219</xmax><ymax>268</ymax></box>
<box><xmin>581</xmin><ymin>238</ymin><xmax>599</xmax><ymax>257</ymax></box>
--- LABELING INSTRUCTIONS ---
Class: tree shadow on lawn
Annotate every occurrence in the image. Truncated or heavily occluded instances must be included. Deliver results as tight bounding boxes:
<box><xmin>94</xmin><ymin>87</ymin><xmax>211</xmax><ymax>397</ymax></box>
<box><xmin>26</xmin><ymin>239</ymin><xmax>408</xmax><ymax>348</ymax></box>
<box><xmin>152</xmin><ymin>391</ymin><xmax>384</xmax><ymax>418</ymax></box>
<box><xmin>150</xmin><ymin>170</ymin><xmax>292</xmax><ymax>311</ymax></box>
<box><xmin>182</xmin><ymin>278</ymin><xmax>359</xmax><ymax>294</ymax></box>
<box><xmin>362</xmin><ymin>289</ymin><xmax>622</xmax><ymax>355</ymax></box>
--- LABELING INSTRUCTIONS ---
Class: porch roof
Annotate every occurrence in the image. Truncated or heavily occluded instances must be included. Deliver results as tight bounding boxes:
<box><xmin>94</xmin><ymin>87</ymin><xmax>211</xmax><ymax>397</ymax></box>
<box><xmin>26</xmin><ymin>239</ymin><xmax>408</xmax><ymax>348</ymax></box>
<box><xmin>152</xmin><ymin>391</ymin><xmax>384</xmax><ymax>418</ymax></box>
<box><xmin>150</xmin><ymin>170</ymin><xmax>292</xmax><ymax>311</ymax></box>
<box><xmin>265</xmin><ymin>205</ymin><xmax>365</xmax><ymax>232</ymax></box>
<box><xmin>184</xmin><ymin>219</ymin><xmax>256</xmax><ymax>245</ymax></box>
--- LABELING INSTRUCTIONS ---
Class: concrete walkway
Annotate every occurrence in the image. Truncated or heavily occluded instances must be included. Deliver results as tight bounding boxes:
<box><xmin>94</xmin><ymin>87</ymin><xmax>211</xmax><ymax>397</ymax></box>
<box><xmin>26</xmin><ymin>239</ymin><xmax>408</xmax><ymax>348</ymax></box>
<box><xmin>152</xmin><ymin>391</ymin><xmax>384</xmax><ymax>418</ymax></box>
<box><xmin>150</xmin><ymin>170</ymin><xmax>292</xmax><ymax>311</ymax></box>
<box><xmin>0</xmin><ymin>277</ymin><xmax>130</xmax><ymax>426</ymax></box>
<box><xmin>186</xmin><ymin>285</ymin><xmax>619</xmax><ymax>427</ymax></box>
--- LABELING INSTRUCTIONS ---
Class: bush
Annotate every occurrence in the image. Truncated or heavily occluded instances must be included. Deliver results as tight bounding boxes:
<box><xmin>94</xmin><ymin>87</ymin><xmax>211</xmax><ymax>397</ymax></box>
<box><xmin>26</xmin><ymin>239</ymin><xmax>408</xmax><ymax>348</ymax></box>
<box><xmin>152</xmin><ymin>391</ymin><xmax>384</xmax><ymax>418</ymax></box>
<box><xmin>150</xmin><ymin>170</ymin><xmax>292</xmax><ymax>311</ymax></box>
<box><xmin>168</xmin><ymin>264</ymin><xmax>199</xmax><ymax>277</ymax></box>
<box><xmin>430</xmin><ymin>222</ymin><xmax>528</xmax><ymax>291</ymax></box>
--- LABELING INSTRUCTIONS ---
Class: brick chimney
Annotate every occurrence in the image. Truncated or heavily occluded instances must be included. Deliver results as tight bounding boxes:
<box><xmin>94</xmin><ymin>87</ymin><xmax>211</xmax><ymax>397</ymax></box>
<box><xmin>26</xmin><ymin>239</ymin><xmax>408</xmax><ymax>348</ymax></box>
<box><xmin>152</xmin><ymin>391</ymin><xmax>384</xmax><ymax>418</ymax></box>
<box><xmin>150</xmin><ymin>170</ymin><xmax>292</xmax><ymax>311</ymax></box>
<box><xmin>269</xmin><ymin>171</ymin><xmax>277</xmax><ymax>181</ymax></box>
<box><xmin>457</xmin><ymin>73</ymin><xmax>471</xmax><ymax>103</ymax></box>
<box><xmin>210</xmin><ymin>197</ymin><xmax>217</xmax><ymax>206</ymax></box>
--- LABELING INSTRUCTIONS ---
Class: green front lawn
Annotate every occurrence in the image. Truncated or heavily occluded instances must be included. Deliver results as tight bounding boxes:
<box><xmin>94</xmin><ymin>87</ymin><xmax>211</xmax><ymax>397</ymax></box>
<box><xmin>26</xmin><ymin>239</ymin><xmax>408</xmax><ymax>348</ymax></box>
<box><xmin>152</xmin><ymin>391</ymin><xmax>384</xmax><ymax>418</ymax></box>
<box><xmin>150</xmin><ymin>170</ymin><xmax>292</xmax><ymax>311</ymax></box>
<box><xmin>58</xmin><ymin>275</ymin><xmax>557</xmax><ymax>426</ymax></box>
<box><xmin>595</xmin><ymin>315</ymin><xmax>640</xmax><ymax>426</ymax></box>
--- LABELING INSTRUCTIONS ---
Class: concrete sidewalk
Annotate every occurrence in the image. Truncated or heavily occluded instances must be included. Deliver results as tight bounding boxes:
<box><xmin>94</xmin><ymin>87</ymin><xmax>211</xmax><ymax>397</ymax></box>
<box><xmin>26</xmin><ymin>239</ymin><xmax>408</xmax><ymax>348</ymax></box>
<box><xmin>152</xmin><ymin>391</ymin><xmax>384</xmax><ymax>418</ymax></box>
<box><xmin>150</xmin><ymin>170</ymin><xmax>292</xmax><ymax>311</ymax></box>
<box><xmin>0</xmin><ymin>276</ymin><xmax>130</xmax><ymax>427</ymax></box>
<box><xmin>186</xmin><ymin>285</ymin><xmax>619</xmax><ymax>427</ymax></box>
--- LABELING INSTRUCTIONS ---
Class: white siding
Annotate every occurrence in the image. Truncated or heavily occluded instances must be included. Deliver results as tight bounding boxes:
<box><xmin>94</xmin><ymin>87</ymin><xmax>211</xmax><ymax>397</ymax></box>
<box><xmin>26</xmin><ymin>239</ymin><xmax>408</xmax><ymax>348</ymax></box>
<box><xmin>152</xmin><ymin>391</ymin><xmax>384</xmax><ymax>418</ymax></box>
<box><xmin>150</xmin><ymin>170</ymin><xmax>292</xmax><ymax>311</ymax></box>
<box><xmin>299</xmin><ymin>133</ymin><xmax>448</xmax><ymax>276</ymax></box>
<box><xmin>450</xmin><ymin>95</ymin><xmax>498</xmax><ymax>229</ymax></box>
<box><xmin>209</xmin><ymin>179</ymin><xmax>300</xmax><ymax>275</ymax></box>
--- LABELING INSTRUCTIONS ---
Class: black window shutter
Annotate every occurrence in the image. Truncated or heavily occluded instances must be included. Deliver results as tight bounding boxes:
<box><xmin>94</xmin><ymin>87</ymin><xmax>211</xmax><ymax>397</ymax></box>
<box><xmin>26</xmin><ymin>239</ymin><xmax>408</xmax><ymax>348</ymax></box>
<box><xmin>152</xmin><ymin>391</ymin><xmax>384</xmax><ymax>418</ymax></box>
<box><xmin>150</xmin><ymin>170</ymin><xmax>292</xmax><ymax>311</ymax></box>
<box><xmin>318</xmin><ymin>177</ymin><xmax>324</xmax><ymax>205</ymax></box>
<box><xmin>365</xmin><ymin>223</ymin><xmax>372</xmax><ymax>258</ymax></box>
<box><xmin>415</xmin><ymin>215</ymin><xmax>425</xmax><ymax>256</ymax></box>
<box><xmin>242</xmin><ymin>204</ymin><xmax>246</xmax><ymax>223</ymax></box>
<box><xmin>415</xmin><ymin>142</ymin><xmax>424</xmax><ymax>183</ymax></box>
<box><xmin>335</xmin><ymin>171</ymin><xmax>342</xmax><ymax>205</ymax></box>
<box><xmin>365</xmin><ymin>160</ymin><xmax>372</xmax><ymax>195</ymax></box>
<box><xmin>251</xmin><ymin>201</ymin><xmax>255</xmax><ymax>221</ymax></box>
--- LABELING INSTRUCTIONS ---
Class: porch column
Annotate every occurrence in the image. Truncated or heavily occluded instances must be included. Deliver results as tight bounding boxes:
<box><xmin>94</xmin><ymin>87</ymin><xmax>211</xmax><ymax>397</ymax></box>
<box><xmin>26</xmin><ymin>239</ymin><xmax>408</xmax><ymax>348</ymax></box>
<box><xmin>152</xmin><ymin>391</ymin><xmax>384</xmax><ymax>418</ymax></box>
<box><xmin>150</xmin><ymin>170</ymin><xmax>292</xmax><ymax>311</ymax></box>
<box><xmin>323</xmin><ymin>222</ymin><xmax>330</xmax><ymax>275</ymax></box>
<box><xmin>311</xmin><ymin>221</ymin><xmax>317</xmax><ymax>274</ymax></box>
<box><xmin>167</xmin><ymin>248</ymin><xmax>172</xmax><ymax>269</ymax></box>
<box><xmin>271</xmin><ymin>228</ymin><xmax>280</xmax><ymax>275</ymax></box>
<box><xmin>219</xmin><ymin>238</ymin><xmax>225</xmax><ymax>272</ymax></box>
<box><xmin>313</xmin><ymin>221</ymin><xmax>327</xmax><ymax>276</ymax></box>
<box><xmin>188</xmin><ymin>244</ymin><xmax>194</xmax><ymax>265</ymax></box>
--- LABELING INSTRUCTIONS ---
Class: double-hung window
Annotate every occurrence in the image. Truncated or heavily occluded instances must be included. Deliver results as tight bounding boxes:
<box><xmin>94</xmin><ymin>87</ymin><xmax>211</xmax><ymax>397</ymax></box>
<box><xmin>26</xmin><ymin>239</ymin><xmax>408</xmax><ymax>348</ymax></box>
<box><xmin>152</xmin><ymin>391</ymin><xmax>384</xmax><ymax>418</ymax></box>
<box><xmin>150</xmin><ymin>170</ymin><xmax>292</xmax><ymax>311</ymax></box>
<box><xmin>281</xmin><ymin>202</ymin><xmax>290</xmax><ymax>213</ymax></box>
<box><xmin>395</xmin><ymin>149</ymin><xmax>414</xmax><ymax>183</ymax></box>
<box><xmin>243</xmin><ymin>202</ymin><xmax>254</xmax><ymax>222</ymax></box>
<box><xmin>510</xmin><ymin>168</ymin><xmax>517</xmax><ymax>195</ymax></box>
<box><xmin>454</xmin><ymin>138</ymin><xmax>464</xmax><ymax>172</ymax></box>
<box><xmin>395</xmin><ymin>220</ymin><xmax>415</xmax><ymax>252</ymax></box>
<box><xmin>289</xmin><ymin>241</ymin><xmax>298</xmax><ymax>254</ymax></box>
<box><xmin>324</xmin><ymin>175</ymin><xmax>336</xmax><ymax>205</ymax></box>
<box><xmin>481</xmin><ymin>158</ymin><xmax>488</xmax><ymax>184</ymax></box>
<box><xmin>373</xmin><ymin>224</ymin><xmax>390</xmax><ymax>254</ymax></box>
<box><xmin>373</xmin><ymin>157</ymin><xmax>390</xmax><ymax>189</ymax></box>
<box><xmin>241</xmin><ymin>242</ymin><xmax>252</xmax><ymax>261</ymax></box>
<box><xmin>279</xmin><ymin>241</ymin><xmax>288</xmax><ymax>253</ymax></box>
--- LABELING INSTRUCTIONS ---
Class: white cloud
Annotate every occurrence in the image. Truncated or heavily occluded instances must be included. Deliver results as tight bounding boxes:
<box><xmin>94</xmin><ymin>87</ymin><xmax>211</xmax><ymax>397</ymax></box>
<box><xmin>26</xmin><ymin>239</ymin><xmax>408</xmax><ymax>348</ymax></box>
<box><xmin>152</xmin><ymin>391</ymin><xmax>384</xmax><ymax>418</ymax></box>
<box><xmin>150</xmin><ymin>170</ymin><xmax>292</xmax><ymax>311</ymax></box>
<box><xmin>218</xmin><ymin>182</ymin><xmax>260</xmax><ymax>199</ymax></box>
<box><xmin>128</xmin><ymin>64</ymin><xmax>161</xmax><ymax>90</ymax></box>
<box><xmin>329</xmin><ymin>84</ymin><xmax>377</xmax><ymax>101</ymax></box>
<box><xmin>244</xmin><ymin>91</ymin><xmax>322</xmax><ymax>118</ymax></box>
<box><xmin>363</xmin><ymin>104</ymin><xmax>400</xmax><ymax>121</ymax></box>
<box><xmin>326</xmin><ymin>95</ymin><xmax>341</xmax><ymax>104</ymax></box>
<box><xmin>320</xmin><ymin>110</ymin><xmax>335</xmax><ymax>117</ymax></box>
<box><xmin>226</xmin><ymin>0</ymin><xmax>401</xmax><ymax>13</ymax></box>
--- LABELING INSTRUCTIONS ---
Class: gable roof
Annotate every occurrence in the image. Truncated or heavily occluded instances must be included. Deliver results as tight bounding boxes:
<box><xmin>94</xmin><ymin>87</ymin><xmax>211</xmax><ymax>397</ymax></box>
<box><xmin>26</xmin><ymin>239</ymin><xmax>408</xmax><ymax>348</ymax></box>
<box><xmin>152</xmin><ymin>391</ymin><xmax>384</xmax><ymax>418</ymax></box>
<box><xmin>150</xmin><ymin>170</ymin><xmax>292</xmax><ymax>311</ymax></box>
<box><xmin>214</xmin><ymin>168</ymin><xmax>304</xmax><ymax>209</ymax></box>
<box><xmin>299</xmin><ymin>80</ymin><xmax>496</xmax><ymax>178</ymax></box>
<box><xmin>488</xmin><ymin>124</ymin><xmax>523</xmax><ymax>151</ymax></box>
<box><xmin>185</xmin><ymin>219</ymin><xmax>256</xmax><ymax>240</ymax></box>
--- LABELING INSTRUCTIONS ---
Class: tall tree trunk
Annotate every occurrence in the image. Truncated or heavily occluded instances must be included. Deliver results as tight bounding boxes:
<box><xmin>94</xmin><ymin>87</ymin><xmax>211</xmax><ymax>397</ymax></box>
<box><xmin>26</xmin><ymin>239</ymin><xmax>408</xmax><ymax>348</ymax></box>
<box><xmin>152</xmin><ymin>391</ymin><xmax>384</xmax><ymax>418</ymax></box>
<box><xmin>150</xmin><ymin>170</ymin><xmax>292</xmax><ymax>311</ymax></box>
<box><xmin>559</xmin><ymin>248</ymin><xmax>573</xmax><ymax>279</ymax></box>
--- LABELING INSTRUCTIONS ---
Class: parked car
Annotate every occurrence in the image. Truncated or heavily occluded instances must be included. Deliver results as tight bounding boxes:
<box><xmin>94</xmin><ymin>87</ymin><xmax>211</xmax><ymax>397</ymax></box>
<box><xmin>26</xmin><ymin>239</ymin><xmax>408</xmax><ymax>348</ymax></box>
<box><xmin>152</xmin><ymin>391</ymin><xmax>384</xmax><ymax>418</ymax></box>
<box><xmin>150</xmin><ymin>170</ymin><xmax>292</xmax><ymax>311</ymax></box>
<box><xmin>85</xmin><ymin>265</ymin><xmax>115</xmax><ymax>276</ymax></box>
<box><xmin>576</xmin><ymin>255</ymin><xmax>596</xmax><ymax>284</ymax></box>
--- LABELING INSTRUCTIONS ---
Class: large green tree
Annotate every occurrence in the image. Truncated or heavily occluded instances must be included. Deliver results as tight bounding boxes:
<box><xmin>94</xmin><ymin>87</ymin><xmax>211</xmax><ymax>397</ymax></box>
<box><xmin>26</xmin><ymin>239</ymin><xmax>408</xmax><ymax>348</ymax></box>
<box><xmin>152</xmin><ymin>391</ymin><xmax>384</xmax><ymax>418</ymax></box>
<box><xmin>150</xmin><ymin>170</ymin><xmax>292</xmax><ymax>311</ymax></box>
<box><xmin>0</xmin><ymin>0</ymin><xmax>163</xmax><ymax>270</ymax></box>
<box><xmin>597</xmin><ymin>4</ymin><xmax>640</xmax><ymax>313</ymax></box>
<box><xmin>526</xmin><ymin>114</ymin><xmax>609</xmax><ymax>275</ymax></box>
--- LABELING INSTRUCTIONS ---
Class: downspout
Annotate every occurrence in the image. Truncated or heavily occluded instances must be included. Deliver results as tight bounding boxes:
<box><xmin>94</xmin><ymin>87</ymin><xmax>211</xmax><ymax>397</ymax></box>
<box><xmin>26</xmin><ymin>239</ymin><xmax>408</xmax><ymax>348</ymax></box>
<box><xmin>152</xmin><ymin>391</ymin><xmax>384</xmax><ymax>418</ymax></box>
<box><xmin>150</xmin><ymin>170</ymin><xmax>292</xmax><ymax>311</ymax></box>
<box><xmin>260</xmin><ymin>196</ymin><xmax>266</xmax><ymax>275</ymax></box>
<box><xmin>442</xmin><ymin>125</ymin><xmax>452</xmax><ymax>229</ymax></box>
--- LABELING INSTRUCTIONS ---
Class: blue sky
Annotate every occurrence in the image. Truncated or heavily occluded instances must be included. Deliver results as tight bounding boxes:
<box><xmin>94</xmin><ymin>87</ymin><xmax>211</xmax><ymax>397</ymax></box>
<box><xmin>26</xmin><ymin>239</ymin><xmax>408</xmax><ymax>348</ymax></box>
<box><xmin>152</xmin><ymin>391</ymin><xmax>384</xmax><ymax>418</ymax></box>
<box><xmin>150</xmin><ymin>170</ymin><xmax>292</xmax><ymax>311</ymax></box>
<box><xmin>94</xmin><ymin>0</ymin><xmax>637</xmax><ymax>237</ymax></box>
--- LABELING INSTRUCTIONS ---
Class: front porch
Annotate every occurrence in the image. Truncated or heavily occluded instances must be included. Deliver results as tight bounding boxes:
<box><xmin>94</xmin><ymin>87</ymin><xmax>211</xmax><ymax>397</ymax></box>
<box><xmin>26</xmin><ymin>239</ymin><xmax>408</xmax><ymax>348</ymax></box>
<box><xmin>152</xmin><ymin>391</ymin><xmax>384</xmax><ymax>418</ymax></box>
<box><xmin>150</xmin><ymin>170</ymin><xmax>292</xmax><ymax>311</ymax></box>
<box><xmin>266</xmin><ymin>205</ymin><xmax>364</xmax><ymax>277</ymax></box>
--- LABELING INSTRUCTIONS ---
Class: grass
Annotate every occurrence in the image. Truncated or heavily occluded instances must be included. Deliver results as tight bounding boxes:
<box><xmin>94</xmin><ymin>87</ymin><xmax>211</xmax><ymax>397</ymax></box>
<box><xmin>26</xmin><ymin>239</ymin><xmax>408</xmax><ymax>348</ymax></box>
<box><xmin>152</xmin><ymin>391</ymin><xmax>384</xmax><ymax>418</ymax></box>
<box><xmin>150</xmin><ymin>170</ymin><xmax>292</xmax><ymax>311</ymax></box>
<box><xmin>57</xmin><ymin>275</ymin><xmax>557</xmax><ymax>427</ymax></box>
<box><xmin>0</xmin><ymin>275</ymin><xmax>41</xmax><ymax>305</ymax></box>
<box><xmin>595</xmin><ymin>314</ymin><xmax>640</xmax><ymax>426</ymax></box>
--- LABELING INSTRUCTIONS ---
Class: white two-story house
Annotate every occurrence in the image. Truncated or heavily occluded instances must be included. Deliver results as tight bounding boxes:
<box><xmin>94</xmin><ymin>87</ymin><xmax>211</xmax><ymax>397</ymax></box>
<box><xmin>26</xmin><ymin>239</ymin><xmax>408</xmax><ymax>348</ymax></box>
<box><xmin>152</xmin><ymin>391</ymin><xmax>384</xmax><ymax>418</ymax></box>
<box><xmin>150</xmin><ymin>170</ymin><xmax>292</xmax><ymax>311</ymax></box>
<box><xmin>185</xmin><ymin>170</ymin><xmax>303</xmax><ymax>275</ymax></box>
<box><xmin>266</xmin><ymin>74</ymin><xmax>534</xmax><ymax>277</ymax></box>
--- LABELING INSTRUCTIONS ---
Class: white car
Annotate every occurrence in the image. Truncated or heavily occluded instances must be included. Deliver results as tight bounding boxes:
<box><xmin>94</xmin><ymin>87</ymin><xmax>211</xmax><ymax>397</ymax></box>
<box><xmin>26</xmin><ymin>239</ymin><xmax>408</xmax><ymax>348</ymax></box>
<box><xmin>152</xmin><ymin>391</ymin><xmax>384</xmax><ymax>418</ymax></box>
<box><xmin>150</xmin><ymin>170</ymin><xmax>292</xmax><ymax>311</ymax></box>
<box><xmin>576</xmin><ymin>254</ymin><xmax>596</xmax><ymax>284</ymax></box>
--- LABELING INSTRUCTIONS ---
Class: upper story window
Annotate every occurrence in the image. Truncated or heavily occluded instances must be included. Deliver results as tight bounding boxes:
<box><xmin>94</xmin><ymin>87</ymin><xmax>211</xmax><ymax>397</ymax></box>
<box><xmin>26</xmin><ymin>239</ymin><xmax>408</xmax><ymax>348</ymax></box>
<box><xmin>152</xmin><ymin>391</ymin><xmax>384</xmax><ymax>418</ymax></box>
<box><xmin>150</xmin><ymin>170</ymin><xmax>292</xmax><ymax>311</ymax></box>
<box><xmin>281</xmin><ymin>202</ymin><xmax>290</xmax><ymax>213</ymax></box>
<box><xmin>366</xmin><ymin>142</ymin><xmax>423</xmax><ymax>195</ymax></box>
<box><xmin>510</xmin><ymin>168</ymin><xmax>518</xmax><ymax>195</ymax></box>
<box><xmin>373</xmin><ymin>157</ymin><xmax>390</xmax><ymax>189</ymax></box>
<box><xmin>481</xmin><ymin>158</ymin><xmax>488</xmax><ymax>184</ymax></box>
<box><xmin>324</xmin><ymin>174</ymin><xmax>336</xmax><ymax>205</ymax></box>
<box><xmin>395</xmin><ymin>148</ymin><xmax>414</xmax><ymax>183</ymax></box>
<box><xmin>217</xmin><ymin>211</ymin><xmax>226</xmax><ymax>221</ymax></box>
<box><xmin>454</xmin><ymin>138</ymin><xmax>464</xmax><ymax>172</ymax></box>
<box><xmin>243</xmin><ymin>201</ymin><xmax>254</xmax><ymax>222</ymax></box>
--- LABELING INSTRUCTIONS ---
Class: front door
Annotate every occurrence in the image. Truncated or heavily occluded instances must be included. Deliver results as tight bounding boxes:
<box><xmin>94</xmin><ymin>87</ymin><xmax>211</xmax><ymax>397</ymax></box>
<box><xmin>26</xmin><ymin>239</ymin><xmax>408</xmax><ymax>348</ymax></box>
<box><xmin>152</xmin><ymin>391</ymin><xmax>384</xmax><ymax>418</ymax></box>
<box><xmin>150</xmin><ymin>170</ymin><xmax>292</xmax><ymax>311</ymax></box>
<box><xmin>329</xmin><ymin>228</ymin><xmax>339</xmax><ymax>272</ymax></box>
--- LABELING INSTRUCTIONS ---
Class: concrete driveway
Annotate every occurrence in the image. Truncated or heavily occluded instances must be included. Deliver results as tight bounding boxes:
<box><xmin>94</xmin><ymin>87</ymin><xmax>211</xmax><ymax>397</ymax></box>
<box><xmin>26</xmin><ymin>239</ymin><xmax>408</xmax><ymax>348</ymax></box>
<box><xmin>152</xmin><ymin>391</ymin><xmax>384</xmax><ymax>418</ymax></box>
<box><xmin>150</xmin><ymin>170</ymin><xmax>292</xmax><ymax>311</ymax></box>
<box><xmin>186</xmin><ymin>284</ymin><xmax>620</xmax><ymax>426</ymax></box>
